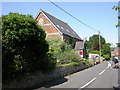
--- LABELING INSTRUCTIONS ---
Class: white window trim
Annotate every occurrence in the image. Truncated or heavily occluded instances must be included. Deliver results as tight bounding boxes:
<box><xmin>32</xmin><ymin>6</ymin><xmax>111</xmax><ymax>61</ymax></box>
<box><xmin>66</xmin><ymin>29</ymin><xmax>69</xmax><ymax>32</ymax></box>
<box><xmin>41</xmin><ymin>10</ymin><xmax>63</xmax><ymax>35</ymax></box>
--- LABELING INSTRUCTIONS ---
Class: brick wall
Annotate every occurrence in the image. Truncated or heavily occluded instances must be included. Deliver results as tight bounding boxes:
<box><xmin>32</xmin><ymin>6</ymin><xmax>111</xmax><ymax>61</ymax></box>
<box><xmin>36</xmin><ymin>12</ymin><xmax>63</xmax><ymax>40</ymax></box>
<box><xmin>36</xmin><ymin>12</ymin><xmax>80</xmax><ymax>44</ymax></box>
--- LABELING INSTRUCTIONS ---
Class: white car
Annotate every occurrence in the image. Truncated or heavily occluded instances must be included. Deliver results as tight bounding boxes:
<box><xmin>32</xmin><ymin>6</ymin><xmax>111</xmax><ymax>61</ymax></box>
<box><xmin>114</xmin><ymin>57</ymin><xmax>118</xmax><ymax>60</ymax></box>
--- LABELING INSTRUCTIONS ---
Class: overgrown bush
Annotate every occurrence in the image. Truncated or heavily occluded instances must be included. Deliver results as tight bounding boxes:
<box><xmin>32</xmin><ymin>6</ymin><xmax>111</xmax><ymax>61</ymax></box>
<box><xmin>57</xmin><ymin>59</ymin><xmax>92</xmax><ymax>67</ymax></box>
<box><xmin>47</xmin><ymin>37</ymin><xmax>81</xmax><ymax>64</ymax></box>
<box><xmin>57</xmin><ymin>50</ymin><xmax>81</xmax><ymax>63</ymax></box>
<box><xmin>82</xmin><ymin>59</ymin><xmax>92</xmax><ymax>65</ymax></box>
<box><xmin>57</xmin><ymin>61</ymin><xmax>83</xmax><ymax>67</ymax></box>
<box><xmin>103</xmin><ymin>55</ymin><xmax>110</xmax><ymax>60</ymax></box>
<box><xmin>2</xmin><ymin>13</ymin><xmax>56</xmax><ymax>83</ymax></box>
<box><xmin>90</xmin><ymin>50</ymin><xmax>100</xmax><ymax>55</ymax></box>
<box><xmin>47</xmin><ymin>37</ymin><xmax>62</xmax><ymax>58</ymax></box>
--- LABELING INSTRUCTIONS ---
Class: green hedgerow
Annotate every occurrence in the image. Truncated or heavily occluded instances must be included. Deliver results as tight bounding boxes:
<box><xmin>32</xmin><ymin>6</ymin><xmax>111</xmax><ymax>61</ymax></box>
<box><xmin>2</xmin><ymin>13</ymin><xmax>56</xmax><ymax>84</ymax></box>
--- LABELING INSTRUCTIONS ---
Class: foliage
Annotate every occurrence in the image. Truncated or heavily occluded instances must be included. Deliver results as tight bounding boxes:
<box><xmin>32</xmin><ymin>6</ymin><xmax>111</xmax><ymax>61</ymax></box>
<box><xmin>89</xmin><ymin>35</ymin><xmax>105</xmax><ymax>51</ymax></box>
<box><xmin>90</xmin><ymin>43</ymin><xmax>111</xmax><ymax>59</ymax></box>
<box><xmin>85</xmin><ymin>40</ymin><xmax>92</xmax><ymax>52</ymax></box>
<box><xmin>47</xmin><ymin>37</ymin><xmax>81</xmax><ymax>64</ymax></box>
<box><xmin>47</xmin><ymin>37</ymin><xmax>62</xmax><ymax>58</ymax></box>
<box><xmin>106</xmin><ymin>43</ymin><xmax>111</xmax><ymax>46</ymax></box>
<box><xmin>113</xmin><ymin>6</ymin><xmax>120</xmax><ymax>11</ymax></box>
<box><xmin>57</xmin><ymin>50</ymin><xmax>81</xmax><ymax>63</ymax></box>
<box><xmin>57</xmin><ymin>61</ymin><xmax>83</xmax><ymax>67</ymax></box>
<box><xmin>61</xmin><ymin>42</ymin><xmax>72</xmax><ymax>52</ymax></box>
<box><xmin>2</xmin><ymin>13</ymin><xmax>56</xmax><ymax>83</ymax></box>
<box><xmin>85</xmin><ymin>40</ymin><xmax>90</xmax><ymax>58</ymax></box>
<box><xmin>85</xmin><ymin>35</ymin><xmax>105</xmax><ymax>52</ymax></box>
<box><xmin>113</xmin><ymin>6</ymin><xmax>120</xmax><ymax>27</ymax></box>
<box><xmin>57</xmin><ymin>59</ymin><xmax>91</xmax><ymax>67</ymax></box>
<box><xmin>116</xmin><ymin>20</ymin><xmax>120</xmax><ymax>27</ymax></box>
<box><xmin>85</xmin><ymin>40</ymin><xmax>90</xmax><ymax>51</ymax></box>
<box><xmin>68</xmin><ymin>61</ymin><xmax>83</xmax><ymax>66</ymax></box>
<box><xmin>90</xmin><ymin>50</ymin><xmax>100</xmax><ymax>55</ymax></box>
<box><xmin>82</xmin><ymin>59</ymin><xmax>92</xmax><ymax>66</ymax></box>
<box><xmin>69</xmin><ymin>37</ymin><xmax>74</xmax><ymax>48</ymax></box>
<box><xmin>85</xmin><ymin>52</ymin><xmax>89</xmax><ymax>59</ymax></box>
<box><xmin>101</xmin><ymin>44</ymin><xmax>111</xmax><ymax>56</ymax></box>
<box><xmin>85</xmin><ymin>35</ymin><xmax>111</xmax><ymax>59</ymax></box>
<box><xmin>103</xmin><ymin>55</ymin><xmax>110</xmax><ymax>60</ymax></box>
<box><xmin>116</xmin><ymin>43</ymin><xmax>120</xmax><ymax>47</ymax></box>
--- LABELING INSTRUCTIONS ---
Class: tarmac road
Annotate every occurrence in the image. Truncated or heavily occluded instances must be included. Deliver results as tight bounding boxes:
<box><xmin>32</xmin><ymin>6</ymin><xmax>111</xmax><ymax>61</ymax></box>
<box><xmin>35</xmin><ymin>61</ymin><xmax>120</xmax><ymax>89</ymax></box>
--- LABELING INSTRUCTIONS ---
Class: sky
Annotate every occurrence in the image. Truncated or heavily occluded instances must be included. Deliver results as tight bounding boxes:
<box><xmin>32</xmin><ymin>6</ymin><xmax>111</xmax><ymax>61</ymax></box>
<box><xmin>2</xmin><ymin>1</ymin><xmax>119</xmax><ymax>46</ymax></box>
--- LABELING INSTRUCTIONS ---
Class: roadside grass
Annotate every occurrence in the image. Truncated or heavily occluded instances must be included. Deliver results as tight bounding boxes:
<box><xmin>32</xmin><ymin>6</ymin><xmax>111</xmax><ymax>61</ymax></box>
<box><xmin>57</xmin><ymin>59</ymin><xmax>92</xmax><ymax>67</ymax></box>
<box><xmin>82</xmin><ymin>59</ymin><xmax>92</xmax><ymax>66</ymax></box>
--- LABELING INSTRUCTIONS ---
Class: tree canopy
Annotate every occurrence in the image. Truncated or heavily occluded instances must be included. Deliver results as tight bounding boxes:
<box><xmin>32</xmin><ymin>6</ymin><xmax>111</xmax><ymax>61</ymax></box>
<box><xmin>86</xmin><ymin>35</ymin><xmax>105</xmax><ymax>51</ymax></box>
<box><xmin>101</xmin><ymin>43</ymin><xmax>111</xmax><ymax>56</ymax></box>
<box><xmin>85</xmin><ymin>34</ymin><xmax>111</xmax><ymax>60</ymax></box>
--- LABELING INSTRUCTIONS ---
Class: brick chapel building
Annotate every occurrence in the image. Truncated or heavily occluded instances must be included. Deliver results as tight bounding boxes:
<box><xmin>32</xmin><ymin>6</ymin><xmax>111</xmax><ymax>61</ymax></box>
<box><xmin>35</xmin><ymin>9</ymin><xmax>83</xmax><ymax>45</ymax></box>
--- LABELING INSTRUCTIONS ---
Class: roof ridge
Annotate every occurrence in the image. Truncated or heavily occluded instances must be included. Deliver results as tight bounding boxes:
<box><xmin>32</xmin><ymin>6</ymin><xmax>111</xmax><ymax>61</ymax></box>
<box><xmin>39</xmin><ymin>9</ymin><xmax>82</xmax><ymax>40</ymax></box>
<box><xmin>40</xmin><ymin>9</ymin><xmax>67</xmax><ymax>24</ymax></box>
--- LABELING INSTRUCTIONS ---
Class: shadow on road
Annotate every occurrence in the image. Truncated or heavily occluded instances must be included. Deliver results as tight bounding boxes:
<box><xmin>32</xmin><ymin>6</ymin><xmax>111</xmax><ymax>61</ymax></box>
<box><xmin>34</xmin><ymin>77</ymin><xmax>68</xmax><ymax>89</ymax></box>
<box><xmin>113</xmin><ymin>87</ymin><xmax>120</xmax><ymax>90</ymax></box>
<box><xmin>44</xmin><ymin>77</ymin><xmax>68</xmax><ymax>88</ymax></box>
<box><xmin>112</xmin><ymin>67</ymin><xmax>120</xmax><ymax>69</ymax></box>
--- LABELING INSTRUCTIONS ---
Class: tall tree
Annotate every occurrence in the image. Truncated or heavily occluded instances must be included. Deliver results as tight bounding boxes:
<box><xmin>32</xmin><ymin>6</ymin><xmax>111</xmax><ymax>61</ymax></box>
<box><xmin>88</xmin><ymin>35</ymin><xmax>106</xmax><ymax>51</ymax></box>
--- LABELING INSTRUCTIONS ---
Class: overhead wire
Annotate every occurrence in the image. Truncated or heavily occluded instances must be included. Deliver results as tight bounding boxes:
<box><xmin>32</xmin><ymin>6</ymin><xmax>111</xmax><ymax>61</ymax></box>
<box><xmin>48</xmin><ymin>0</ymin><xmax>99</xmax><ymax>32</ymax></box>
<box><xmin>48</xmin><ymin>0</ymin><xmax>111</xmax><ymax>44</ymax></box>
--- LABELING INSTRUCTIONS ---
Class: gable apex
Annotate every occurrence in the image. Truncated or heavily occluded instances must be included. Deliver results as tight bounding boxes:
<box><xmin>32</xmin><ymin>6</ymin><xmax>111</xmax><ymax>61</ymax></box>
<box><xmin>36</xmin><ymin>9</ymin><xmax>82</xmax><ymax>41</ymax></box>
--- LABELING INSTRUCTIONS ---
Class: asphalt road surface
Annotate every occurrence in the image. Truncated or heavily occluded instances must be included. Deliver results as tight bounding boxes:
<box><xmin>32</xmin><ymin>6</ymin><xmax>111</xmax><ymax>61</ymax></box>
<box><xmin>35</xmin><ymin>61</ymin><xmax>120</xmax><ymax>89</ymax></box>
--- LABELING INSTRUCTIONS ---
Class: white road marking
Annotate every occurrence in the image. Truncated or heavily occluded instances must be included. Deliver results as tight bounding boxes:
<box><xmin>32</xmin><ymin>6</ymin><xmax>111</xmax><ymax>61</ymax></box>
<box><xmin>107</xmin><ymin>62</ymin><xmax>111</xmax><ymax>68</ymax></box>
<box><xmin>80</xmin><ymin>77</ymin><xmax>96</xmax><ymax>89</ymax></box>
<box><xmin>78</xmin><ymin>62</ymin><xmax>109</xmax><ymax>89</ymax></box>
<box><xmin>99</xmin><ymin>69</ymin><xmax>106</xmax><ymax>75</ymax></box>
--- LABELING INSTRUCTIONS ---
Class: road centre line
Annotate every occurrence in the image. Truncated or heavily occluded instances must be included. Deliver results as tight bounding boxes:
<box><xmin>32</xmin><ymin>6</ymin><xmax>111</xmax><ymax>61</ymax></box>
<box><xmin>99</xmin><ymin>62</ymin><xmax>110</xmax><ymax>75</ymax></box>
<box><xmin>79</xmin><ymin>77</ymin><xmax>96</xmax><ymax>89</ymax></box>
<box><xmin>107</xmin><ymin>62</ymin><xmax>111</xmax><ymax>68</ymax></box>
<box><xmin>99</xmin><ymin>69</ymin><xmax>106</xmax><ymax>75</ymax></box>
<box><xmin>79</xmin><ymin>62</ymin><xmax>108</xmax><ymax>89</ymax></box>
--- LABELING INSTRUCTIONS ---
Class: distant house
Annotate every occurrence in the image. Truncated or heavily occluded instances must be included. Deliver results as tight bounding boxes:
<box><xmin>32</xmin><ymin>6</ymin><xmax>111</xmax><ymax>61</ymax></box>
<box><xmin>111</xmin><ymin>47</ymin><xmax>120</xmax><ymax>57</ymax></box>
<box><xmin>111</xmin><ymin>47</ymin><xmax>118</xmax><ymax>56</ymax></box>
<box><xmin>111</xmin><ymin>47</ymin><xmax>120</xmax><ymax>59</ymax></box>
<box><xmin>35</xmin><ymin>9</ymin><xmax>83</xmax><ymax>45</ymax></box>
<box><xmin>111</xmin><ymin>47</ymin><xmax>116</xmax><ymax>56</ymax></box>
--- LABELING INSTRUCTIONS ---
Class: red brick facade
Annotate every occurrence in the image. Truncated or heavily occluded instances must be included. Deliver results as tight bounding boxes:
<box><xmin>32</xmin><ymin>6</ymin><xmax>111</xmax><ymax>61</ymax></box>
<box><xmin>36</xmin><ymin>10</ymin><xmax>82</xmax><ymax>44</ymax></box>
<box><xmin>36</xmin><ymin>12</ymin><xmax>63</xmax><ymax>40</ymax></box>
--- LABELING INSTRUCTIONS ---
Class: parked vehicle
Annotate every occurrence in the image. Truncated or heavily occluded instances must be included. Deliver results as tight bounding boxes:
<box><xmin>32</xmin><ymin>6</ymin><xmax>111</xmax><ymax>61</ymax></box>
<box><xmin>112</xmin><ymin>56</ymin><xmax>120</xmax><ymax>68</ymax></box>
<box><xmin>89</xmin><ymin>53</ymin><xmax>101</xmax><ymax>65</ymax></box>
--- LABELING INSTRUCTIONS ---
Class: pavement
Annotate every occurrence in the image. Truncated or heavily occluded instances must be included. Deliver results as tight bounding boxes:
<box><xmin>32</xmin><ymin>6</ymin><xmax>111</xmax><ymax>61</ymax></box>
<box><xmin>34</xmin><ymin>61</ymin><xmax>120</xmax><ymax>89</ymax></box>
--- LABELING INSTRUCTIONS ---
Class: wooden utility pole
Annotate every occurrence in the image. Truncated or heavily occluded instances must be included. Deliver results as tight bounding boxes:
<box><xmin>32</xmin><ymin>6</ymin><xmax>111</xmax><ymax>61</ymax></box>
<box><xmin>99</xmin><ymin>31</ymin><xmax>101</xmax><ymax>58</ymax></box>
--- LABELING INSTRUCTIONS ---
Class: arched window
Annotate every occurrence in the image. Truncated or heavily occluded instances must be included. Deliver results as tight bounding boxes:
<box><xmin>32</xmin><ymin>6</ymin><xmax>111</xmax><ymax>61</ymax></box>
<box><xmin>38</xmin><ymin>18</ymin><xmax>44</xmax><ymax>25</ymax></box>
